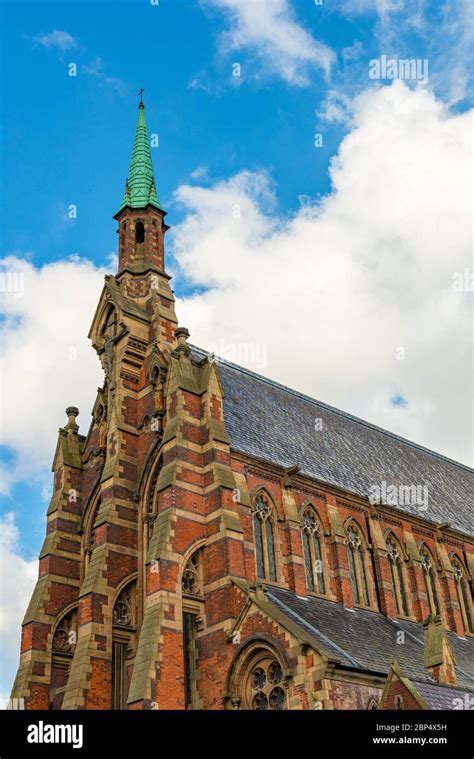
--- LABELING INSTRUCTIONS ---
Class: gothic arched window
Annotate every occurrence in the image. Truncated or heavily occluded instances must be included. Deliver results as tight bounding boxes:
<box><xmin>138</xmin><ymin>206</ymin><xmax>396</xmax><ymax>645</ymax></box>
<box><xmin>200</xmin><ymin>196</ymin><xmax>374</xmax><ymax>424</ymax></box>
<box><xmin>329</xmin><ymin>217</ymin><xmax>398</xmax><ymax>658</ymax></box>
<box><xmin>135</xmin><ymin>220</ymin><xmax>145</xmax><ymax>244</ymax></box>
<box><xmin>420</xmin><ymin>547</ymin><xmax>440</xmax><ymax>616</ymax></box>
<box><xmin>104</xmin><ymin>306</ymin><xmax>117</xmax><ymax>337</ymax></box>
<box><xmin>451</xmin><ymin>556</ymin><xmax>473</xmax><ymax>634</ymax></box>
<box><xmin>112</xmin><ymin>582</ymin><xmax>136</xmax><ymax>710</ymax></box>
<box><xmin>345</xmin><ymin>522</ymin><xmax>370</xmax><ymax>607</ymax></box>
<box><xmin>182</xmin><ymin>551</ymin><xmax>202</xmax><ymax>597</ymax></box>
<box><xmin>252</xmin><ymin>493</ymin><xmax>277</xmax><ymax>582</ymax></box>
<box><xmin>181</xmin><ymin>549</ymin><xmax>204</xmax><ymax>710</ymax></box>
<box><xmin>387</xmin><ymin>536</ymin><xmax>409</xmax><ymax>617</ymax></box>
<box><xmin>50</xmin><ymin>608</ymin><xmax>78</xmax><ymax>709</ymax></box>
<box><xmin>120</xmin><ymin>222</ymin><xmax>127</xmax><ymax>256</ymax></box>
<box><xmin>301</xmin><ymin>507</ymin><xmax>326</xmax><ymax>594</ymax></box>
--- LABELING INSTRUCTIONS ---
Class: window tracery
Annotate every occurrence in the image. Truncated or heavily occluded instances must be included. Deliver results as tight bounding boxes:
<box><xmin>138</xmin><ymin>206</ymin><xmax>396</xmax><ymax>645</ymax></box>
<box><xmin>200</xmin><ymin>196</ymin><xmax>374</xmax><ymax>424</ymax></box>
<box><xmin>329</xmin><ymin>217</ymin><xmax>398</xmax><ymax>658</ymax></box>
<box><xmin>451</xmin><ymin>556</ymin><xmax>473</xmax><ymax>634</ymax></box>
<box><xmin>420</xmin><ymin>547</ymin><xmax>440</xmax><ymax>616</ymax></box>
<box><xmin>301</xmin><ymin>507</ymin><xmax>326</xmax><ymax>594</ymax></box>
<box><xmin>112</xmin><ymin>582</ymin><xmax>136</xmax><ymax>710</ymax></box>
<box><xmin>244</xmin><ymin>657</ymin><xmax>286</xmax><ymax>711</ymax></box>
<box><xmin>113</xmin><ymin>586</ymin><xmax>133</xmax><ymax>628</ymax></box>
<box><xmin>387</xmin><ymin>536</ymin><xmax>409</xmax><ymax>616</ymax></box>
<box><xmin>252</xmin><ymin>493</ymin><xmax>277</xmax><ymax>582</ymax></box>
<box><xmin>52</xmin><ymin>611</ymin><xmax>77</xmax><ymax>653</ymax></box>
<box><xmin>181</xmin><ymin>549</ymin><xmax>204</xmax><ymax>709</ymax></box>
<box><xmin>49</xmin><ymin>608</ymin><xmax>78</xmax><ymax>709</ymax></box>
<box><xmin>345</xmin><ymin>522</ymin><xmax>370</xmax><ymax>607</ymax></box>
<box><xmin>182</xmin><ymin>552</ymin><xmax>201</xmax><ymax>596</ymax></box>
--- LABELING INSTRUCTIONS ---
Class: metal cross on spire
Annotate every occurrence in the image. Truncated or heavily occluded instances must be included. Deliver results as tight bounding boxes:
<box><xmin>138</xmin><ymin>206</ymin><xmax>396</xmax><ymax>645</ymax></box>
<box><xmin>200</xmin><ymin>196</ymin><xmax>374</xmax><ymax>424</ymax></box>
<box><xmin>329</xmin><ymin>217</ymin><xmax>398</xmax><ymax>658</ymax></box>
<box><xmin>138</xmin><ymin>88</ymin><xmax>144</xmax><ymax>107</ymax></box>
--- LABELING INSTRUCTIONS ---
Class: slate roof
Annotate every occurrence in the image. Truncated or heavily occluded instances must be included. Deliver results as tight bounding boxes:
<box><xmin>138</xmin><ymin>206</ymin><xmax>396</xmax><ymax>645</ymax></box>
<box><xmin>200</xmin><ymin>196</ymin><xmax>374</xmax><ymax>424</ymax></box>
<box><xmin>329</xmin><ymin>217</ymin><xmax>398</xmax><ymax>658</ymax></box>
<box><xmin>198</xmin><ymin>353</ymin><xmax>473</xmax><ymax>536</ymax></box>
<box><xmin>265</xmin><ymin>586</ymin><xmax>474</xmax><ymax>691</ymax></box>
<box><xmin>412</xmin><ymin>680</ymin><xmax>473</xmax><ymax>710</ymax></box>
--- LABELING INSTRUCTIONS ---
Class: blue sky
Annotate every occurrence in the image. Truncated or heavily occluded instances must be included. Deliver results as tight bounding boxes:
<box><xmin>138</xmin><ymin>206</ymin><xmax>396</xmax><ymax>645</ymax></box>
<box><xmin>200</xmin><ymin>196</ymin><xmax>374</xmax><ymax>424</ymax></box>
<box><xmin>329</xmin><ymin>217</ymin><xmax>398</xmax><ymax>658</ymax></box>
<box><xmin>0</xmin><ymin>0</ymin><xmax>472</xmax><ymax>699</ymax></box>
<box><xmin>2</xmin><ymin>1</ymin><xmax>339</xmax><ymax>269</ymax></box>
<box><xmin>3</xmin><ymin>0</ymin><xmax>470</xmax><ymax>273</ymax></box>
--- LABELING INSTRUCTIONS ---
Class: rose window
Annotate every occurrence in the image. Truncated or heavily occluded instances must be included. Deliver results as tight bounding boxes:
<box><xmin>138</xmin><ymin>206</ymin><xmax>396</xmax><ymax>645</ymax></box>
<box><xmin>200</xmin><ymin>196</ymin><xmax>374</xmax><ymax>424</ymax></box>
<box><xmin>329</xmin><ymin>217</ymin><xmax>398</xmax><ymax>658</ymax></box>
<box><xmin>245</xmin><ymin>657</ymin><xmax>286</xmax><ymax>711</ymax></box>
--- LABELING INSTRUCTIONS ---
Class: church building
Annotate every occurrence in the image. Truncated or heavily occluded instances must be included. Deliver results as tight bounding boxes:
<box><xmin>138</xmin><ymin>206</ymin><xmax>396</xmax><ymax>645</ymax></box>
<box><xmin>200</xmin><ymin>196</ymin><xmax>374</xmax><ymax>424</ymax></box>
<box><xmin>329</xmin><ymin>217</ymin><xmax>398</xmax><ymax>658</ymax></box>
<box><xmin>11</xmin><ymin>101</ymin><xmax>474</xmax><ymax>711</ymax></box>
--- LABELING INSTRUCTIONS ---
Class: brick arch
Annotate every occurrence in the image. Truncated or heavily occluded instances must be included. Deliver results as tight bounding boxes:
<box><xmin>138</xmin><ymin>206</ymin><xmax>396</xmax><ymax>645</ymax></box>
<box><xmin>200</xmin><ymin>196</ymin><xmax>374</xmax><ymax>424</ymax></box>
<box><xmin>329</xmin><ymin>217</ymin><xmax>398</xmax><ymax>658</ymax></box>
<box><xmin>180</xmin><ymin>538</ymin><xmax>207</xmax><ymax>566</ymax></box>
<box><xmin>51</xmin><ymin>601</ymin><xmax>79</xmax><ymax>642</ymax></box>
<box><xmin>113</xmin><ymin>572</ymin><xmax>138</xmax><ymax>603</ymax></box>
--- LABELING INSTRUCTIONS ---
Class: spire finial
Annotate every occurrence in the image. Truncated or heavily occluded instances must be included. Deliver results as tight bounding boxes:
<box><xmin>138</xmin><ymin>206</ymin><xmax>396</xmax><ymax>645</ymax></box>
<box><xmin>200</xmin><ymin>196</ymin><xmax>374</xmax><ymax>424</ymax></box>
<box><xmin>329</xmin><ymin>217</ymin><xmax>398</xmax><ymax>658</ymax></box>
<box><xmin>138</xmin><ymin>87</ymin><xmax>144</xmax><ymax>108</ymax></box>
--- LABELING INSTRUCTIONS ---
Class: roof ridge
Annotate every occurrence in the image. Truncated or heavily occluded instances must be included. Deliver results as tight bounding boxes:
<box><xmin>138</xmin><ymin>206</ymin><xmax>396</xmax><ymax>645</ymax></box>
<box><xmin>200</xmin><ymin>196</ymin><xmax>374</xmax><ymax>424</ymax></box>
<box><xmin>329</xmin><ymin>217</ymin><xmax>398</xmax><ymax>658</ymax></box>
<box><xmin>412</xmin><ymin>679</ymin><xmax>474</xmax><ymax>692</ymax></box>
<box><xmin>190</xmin><ymin>345</ymin><xmax>472</xmax><ymax>474</ymax></box>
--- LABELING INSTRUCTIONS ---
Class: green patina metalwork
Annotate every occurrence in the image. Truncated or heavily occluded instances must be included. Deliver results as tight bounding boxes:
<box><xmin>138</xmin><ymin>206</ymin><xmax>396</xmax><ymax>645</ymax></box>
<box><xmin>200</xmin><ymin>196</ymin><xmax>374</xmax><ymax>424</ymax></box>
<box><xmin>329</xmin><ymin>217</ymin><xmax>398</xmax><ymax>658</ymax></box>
<box><xmin>119</xmin><ymin>103</ymin><xmax>162</xmax><ymax>212</ymax></box>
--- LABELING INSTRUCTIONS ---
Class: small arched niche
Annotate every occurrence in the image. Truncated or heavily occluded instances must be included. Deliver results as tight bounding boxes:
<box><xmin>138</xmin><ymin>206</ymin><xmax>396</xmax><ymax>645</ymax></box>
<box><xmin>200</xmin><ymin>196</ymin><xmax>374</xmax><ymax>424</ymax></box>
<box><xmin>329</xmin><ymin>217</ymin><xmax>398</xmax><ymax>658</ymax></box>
<box><xmin>135</xmin><ymin>220</ymin><xmax>145</xmax><ymax>245</ymax></box>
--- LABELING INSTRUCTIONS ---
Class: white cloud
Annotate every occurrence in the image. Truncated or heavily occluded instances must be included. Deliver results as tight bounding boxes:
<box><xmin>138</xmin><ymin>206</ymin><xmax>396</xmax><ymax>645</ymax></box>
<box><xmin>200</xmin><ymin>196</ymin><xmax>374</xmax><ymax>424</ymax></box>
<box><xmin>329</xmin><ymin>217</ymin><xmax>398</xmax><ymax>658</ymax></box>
<box><xmin>83</xmin><ymin>57</ymin><xmax>127</xmax><ymax>96</ymax></box>
<box><xmin>190</xmin><ymin>166</ymin><xmax>210</xmax><ymax>182</ymax></box>
<box><xmin>172</xmin><ymin>82</ymin><xmax>473</xmax><ymax>466</ymax></box>
<box><xmin>0</xmin><ymin>256</ymin><xmax>106</xmax><ymax>493</ymax></box>
<box><xmin>33</xmin><ymin>29</ymin><xmax>77</xmax><ymax>51</ymax></box>
<box><xmin>338</xmin><ymin>0</ymin><xmax>474</xmax><ymax>106</ymax></box>
<box><xmin>31</xmin><ymin>34</ymin><xmax>128</xmax><ymax>98</ymax></box>
<box><xmin>204</xmin><ymin>0</ymin><xmax>335</xmax><ymax>85</ymax></box>
<box><xmin>317</xmin><ymin>88</ymin><xmax>354</xmax><ymax>126</ymax></box>
<box><xmin>0</xmin><ymin>513</ymin><xmax>38</xmax><ymax>702</ymax></box>
<box><xmin>340</xmin><ymin>0</ymin><xmax>420</xmax><ymax>28</ymax></box>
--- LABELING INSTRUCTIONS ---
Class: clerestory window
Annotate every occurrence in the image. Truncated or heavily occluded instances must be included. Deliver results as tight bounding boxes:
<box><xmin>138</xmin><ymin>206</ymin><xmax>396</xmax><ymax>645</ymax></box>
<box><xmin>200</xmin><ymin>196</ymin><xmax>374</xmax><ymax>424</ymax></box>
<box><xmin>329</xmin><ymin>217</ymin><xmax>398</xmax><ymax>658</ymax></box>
<box><xmin>252</xmin><ymin>493</ymin><xmax>277</xmax><ymax>582</ymax></box>
<box><xmin>301</xmin><ymin>507</ymin><xmax>326</xmax><ymax>594</ymax></box>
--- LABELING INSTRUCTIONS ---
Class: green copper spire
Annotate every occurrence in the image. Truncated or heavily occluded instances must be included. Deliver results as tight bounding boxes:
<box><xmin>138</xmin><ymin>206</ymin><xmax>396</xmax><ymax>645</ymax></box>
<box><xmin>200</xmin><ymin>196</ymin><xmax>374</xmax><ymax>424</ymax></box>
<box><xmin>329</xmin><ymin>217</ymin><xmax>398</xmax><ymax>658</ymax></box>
<box><xmin>119</xmin><ymin>100</ymin><xmax>162</xmax><ymax>212</ymax></box>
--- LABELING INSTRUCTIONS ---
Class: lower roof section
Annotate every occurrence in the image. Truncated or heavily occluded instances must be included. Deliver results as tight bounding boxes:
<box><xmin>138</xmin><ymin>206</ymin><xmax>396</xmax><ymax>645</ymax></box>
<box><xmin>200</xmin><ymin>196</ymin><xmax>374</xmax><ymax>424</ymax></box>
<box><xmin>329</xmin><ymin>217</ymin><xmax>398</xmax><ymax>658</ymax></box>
<box><xmin>265</xmin><ymin>586</ymin><xmax>474</xmax><ymax>691</ymax></box>
<box><xmin>411</xmin><ymin>679</ymin><xmax>473</xmax><ymax>710</ymax></box>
